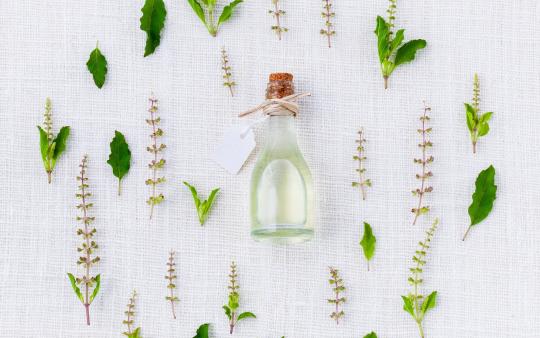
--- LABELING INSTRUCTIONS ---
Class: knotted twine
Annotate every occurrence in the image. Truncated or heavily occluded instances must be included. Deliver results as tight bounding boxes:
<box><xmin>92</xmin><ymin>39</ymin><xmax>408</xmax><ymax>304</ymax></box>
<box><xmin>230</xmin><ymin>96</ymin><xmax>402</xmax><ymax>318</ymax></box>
<box><xmin>238</xmin><ymin>93</ymin><xmax>311</xmax><ymax>118</ymax></box>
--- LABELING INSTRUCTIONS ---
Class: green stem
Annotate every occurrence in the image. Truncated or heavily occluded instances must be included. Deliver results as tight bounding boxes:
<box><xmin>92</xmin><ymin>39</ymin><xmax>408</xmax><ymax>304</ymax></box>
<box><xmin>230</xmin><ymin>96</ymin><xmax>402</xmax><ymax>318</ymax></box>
<box><xmin>416</xmin><ymin>320</ymin><xmax>425</xmax><ymax>338</ymax></box>
<box><xmin>463</xmin><ymin>225</ymin><xmax>473</xmax><ymax>241</ymax></box>
<box><xmin>118</xmin><ymin>179</ymin><xmax>121</xmax><ymax>196</ymax></box>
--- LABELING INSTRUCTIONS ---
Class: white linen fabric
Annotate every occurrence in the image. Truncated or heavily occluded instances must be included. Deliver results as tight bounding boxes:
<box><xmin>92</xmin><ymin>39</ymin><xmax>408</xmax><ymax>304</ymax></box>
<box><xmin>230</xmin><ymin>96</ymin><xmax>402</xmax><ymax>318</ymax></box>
<box><xmin>1</xmin><ymin>1</ymin><xmax>539</xmax><ymax>337</ymax></box>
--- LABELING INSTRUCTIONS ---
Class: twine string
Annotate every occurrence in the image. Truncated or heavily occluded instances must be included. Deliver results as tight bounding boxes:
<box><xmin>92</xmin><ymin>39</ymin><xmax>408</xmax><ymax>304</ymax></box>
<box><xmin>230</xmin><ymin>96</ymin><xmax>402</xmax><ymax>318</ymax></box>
<box><xmin>238</xmin><ymin>93</ymin><xmax>311</xmax><ymax>118</ymax></box>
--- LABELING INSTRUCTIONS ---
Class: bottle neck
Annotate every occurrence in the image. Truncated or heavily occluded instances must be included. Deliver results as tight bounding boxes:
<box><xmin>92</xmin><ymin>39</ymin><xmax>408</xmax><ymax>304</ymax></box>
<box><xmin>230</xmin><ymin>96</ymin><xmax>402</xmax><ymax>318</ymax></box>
<box><xmin>262</xmin><ymin>115</ymin><xmax>298</xmax><ymax>152</ymax></box>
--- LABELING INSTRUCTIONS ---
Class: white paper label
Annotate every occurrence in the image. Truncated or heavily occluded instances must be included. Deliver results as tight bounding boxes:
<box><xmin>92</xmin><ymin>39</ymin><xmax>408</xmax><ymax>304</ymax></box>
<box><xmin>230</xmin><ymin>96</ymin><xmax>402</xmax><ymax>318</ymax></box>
<box><xmin>213</xmin><ymin>123</ymin><xmax>256</xmax><ymax>175</ymax></box>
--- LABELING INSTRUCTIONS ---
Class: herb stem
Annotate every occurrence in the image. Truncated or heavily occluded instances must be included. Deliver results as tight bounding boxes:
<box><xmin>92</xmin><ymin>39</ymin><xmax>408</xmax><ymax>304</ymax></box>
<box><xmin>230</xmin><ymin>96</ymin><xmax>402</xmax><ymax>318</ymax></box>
<box><xmin>80</xmin><ymin>156</ymin><xmax>92</xmax><ymax>325</ymax></box>
<box><xmin>462</xmin><ymin>225</ymin><xmax>472</xmax><ymax>241</ymax></box>
<box><xmin>413</xmin><ymin>109</ymin><xmax>426</xmax><ymax>225</ymax></box>
<box><xmin>323</xmin><ymin>0</ymin><xmax>332</xmax><ymax>47</ymax></box>
<box><xmin>274</xmin><ymin>1</ymin><xmax>282</xmax><ymax>40</ymax></box>
<box><xmin>47</xmin><ymin>171</ymin><xmax>52</xmax><ymax>184</ymax></box>
<box><xmin>149</xmin><ymin>98</ymin><xmax>158</xmax><ymax>220</ymax></box>
<box><xmin>357</xmin><ymin>129</ymin><xmax>367</xmax><ymax>201</ymax></box>
<box><xmin>384</xmin><ymin>76</ymin><xmax>389</xmax><ymax>90</ymax></box>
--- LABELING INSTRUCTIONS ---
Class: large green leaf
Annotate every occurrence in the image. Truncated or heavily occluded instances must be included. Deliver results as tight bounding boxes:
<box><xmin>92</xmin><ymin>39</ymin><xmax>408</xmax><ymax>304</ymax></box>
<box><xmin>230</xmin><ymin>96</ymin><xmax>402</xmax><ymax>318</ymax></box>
<box><xmin>237</xmin><ymin>311</ymin><xmax>256</xmax><ymax>321</ymax></box>
<box><xmin>187</xmin><ymin>0</ymin><xmax>206</xmax><ymax>24</ymax></box>
<box><xmin>360</xmin><ymin>222</ymin><xmax>376</xmax><ymax>267</ymax></box>
<box><xmin>86</xmin><ymin>45</ymin><xmax>108</xmax><ymax>88</ymax></box>
<box><xmin>468</xmin><ymin>165</ymin><xmax>497</xmax><ymax>227</ymax></box>
<box><xmin>401</xmin><ymin>295</ymin><xmax>415</xmax><ymax>318</ymax></box>
<box><xmin>364</xmin><ymin>333</ymin><xmax>378</xmax><ymax>338</ymax></box>
<box><xmin>140</xmin><ymin>0</ymin><xmax>167</xmax><ymax>57</ymax></box>
<box><xmin>465</xmin><ymin>103</ymin><xmax>476</xmax><ymax>132</ymax></box>
<box><xmin>52</xmin><ymin>126</ymin><xmax>70</xmax><ymax>160</ymax></box>
<box><xmin>421</xmin><ymin>290</ymin><xmax>437</xmax><ymax>315</ymax></box>
<box><xmin>374</xmin><ymin>16</ymin><xmax>390</xmax><ymax>63</ymax></box>
<box><xmin>107</xmin><ymin>131</ymin><xmax>131</xmax><ymax>192</ymax></box>
<box><xmin>193</xmin><ymin>323</ymin><xmax>210</xmax><ymax>338</ymax></box>
<box><xmin>218</xmin><ymin>0</ymin><xmax>243</xmax><ymax>27</ymax></box>
<box><xmin>37</xmin><ymin>126</ymin><xmax>49</xmax><ymax>163</ymax></box>
<box><xmin>394</xmin><ymin>39</ymin><xmax>427</xmax><ymax>66</ymax></box>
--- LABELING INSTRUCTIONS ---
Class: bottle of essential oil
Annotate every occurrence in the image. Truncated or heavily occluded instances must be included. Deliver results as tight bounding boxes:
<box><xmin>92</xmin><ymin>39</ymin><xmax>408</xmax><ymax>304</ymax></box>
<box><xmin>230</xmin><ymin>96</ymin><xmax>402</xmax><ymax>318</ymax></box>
<box><xmin>250</xmin><ymin>73</ymin><xmax>313</xmax><ymax>244</ymax></box>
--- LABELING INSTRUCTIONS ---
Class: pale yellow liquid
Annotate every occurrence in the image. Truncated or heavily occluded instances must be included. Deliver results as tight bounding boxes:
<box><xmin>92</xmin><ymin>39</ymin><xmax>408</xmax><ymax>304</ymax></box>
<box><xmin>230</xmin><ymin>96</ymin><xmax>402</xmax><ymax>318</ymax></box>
<box><xmin>250</xmin><ymin>116</ymin><xmax>313</xmax><ymax>244</ymax></box>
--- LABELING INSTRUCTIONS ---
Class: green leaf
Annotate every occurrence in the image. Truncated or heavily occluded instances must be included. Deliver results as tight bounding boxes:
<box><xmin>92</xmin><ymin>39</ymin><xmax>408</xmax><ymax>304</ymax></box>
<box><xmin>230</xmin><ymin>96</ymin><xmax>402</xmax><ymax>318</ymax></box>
<box><xmin>223</xmin><ymin>305</ymin><xmax>231</xmax><ymax>319</ymax></box>
<box><xmin>183</xmin><ymin>182</ymin><xmax>220</xmax><ymax>226</ymax></box>
<box><xmin>217</xmin><ymin>0</ymin><xmax>243</xmax><ymax>27</ymax></box>
<box><xmin>364</xmin><ymin>332</ymin><xmax>378</xmax><ymax>338</ymax></box>
<box><xmin>52</xmin><ymin>126</ymin><xmax>70</xmax><ymax>160</ymax></box>
<box><xmin>237</xmin><ymin>311</ymin><xmax>256</xmax><ymax>321</ymax></box>
<box><xmin>228</xmin><ymin>293</ymin><xmax>239</xmax><ymax>310</ymax></box>
<box><xmin>128</xmin><ymin>327</ymin><xmax>141</xmax><ymax>338</ymax></box>
<box><xmin>480</xmin><ymin>112</ymin><xmax>493</xmax><ymax>124</ymax></box>
<box><xmin>477</xmin><ymin>122</ymin><xmax>489</xmax><ymax>137</ymax></box>
<box><xmin>394</xmin><ymin>39</ymin><xmax>427</xmax><ymax>66</ymax></box>
<box><xmin>67</xmin><ymin>273</ymin><xmax>84</xmax><ymax>303</ymax></box>
<box><xmin>390</xmin><ymin>29</ymin><xmax>405</xmax><ymax>52</ymax></box>
<box><xmin>401</xmin><ymin>295</ymin><xmax>415</xmax><ymax>318</ymax></box>
<box><xmin>38</xmin><ymin>126</ymin><xmax>49</xmax><ymax>163</ymax></box>
<box><xmin>107</xmin><ymin>130</ymin><xmax>131</xmax><ymax>193</ymax></box>
<box><xmin>465</xmin><ymin>103</ymin><xmax>476</xmax><ymax>132</ymax></box>
<box><xmin>187</xmin><ymin>0</ymin><xmax>206</xmax><ymax>24</ymax></box>
<box><xmin>90</xmin><ymin>274</ymin><xmax>101</xmax><ymax>303</ymax></box>
<box><xmin>468</xmin><ymin>165</ymin><xmax>497</xmax><ymax>227</ymax></box>
<box><xmin>193</xmin><ymin>323</ymin><xmax>210</xmax><ymax>338</ymax></box>
<box><xmin>374</xmin><ymin>16</ymin><xmax>390</xmax><ymax>63</ymax></box>
<box><xmin>360</xmin><ymin>222</ymin><xmax>376</xmax><ymax>268</ymax></box>
<box><xmin>421</xmin><ymin>291</ymin><xmax>437</xmax><ymax>315</ymax></box>
<box><xmin>86</xmin><ymin>45</ymin><xmax>108</xmax><ymax>89</ymax></box>
<box><xmin>140</xmin><ymin>0</ymin><xmax>167</xmax><ymax>57</ymax></box>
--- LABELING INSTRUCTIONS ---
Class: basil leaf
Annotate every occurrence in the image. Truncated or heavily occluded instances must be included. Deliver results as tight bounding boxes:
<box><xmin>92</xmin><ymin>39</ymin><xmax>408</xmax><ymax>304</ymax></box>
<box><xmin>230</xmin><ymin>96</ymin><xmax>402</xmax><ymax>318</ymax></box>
<box><xmin>140</xmin><ymin>0</ymin><xmax>167</xmax><ymax>57</ymax></box>
<box><xmin>222</xmin><ymin>305</ymin><xmax>231</xmax><ymax>320</ymax></box>
<box><xmin>52</xmin><ymin>126</ymin><xmax>70</xmax><ymax>160</ymax></box>
<box><xmin>38</xmin><ymin>126</ymin><xmax>49</xmax><ymax>163</ymax></box>
<box><xmin>90</xmin><ymin>274</ymin><xmax>101</xmax><ymax>303</ymax></box>
<box><xmin>394</xmin><ymin>39</ymin><xmax>427</xmax><ymax>66</ymax></box>
<box><xmin>464</xmin><ymin>165</ymin><xmax>497</xmax><ymax>240</ymax></box>
<box><xmin>477</xmin><ymin>122</ymin><xmax>489</xmax><ymax>137</ymax></box>
<box><xmin>401</xmin><ymin>295</ymin><xmax>415</xmax><ymax>318</ymax></box>
<box><xmin>237</xmin><ymin>311</ymin><xmax>256</xmax><ymax>321</ymax></box>
<box><xmin>217</xmin><ymin>0</ymin><xmax>243</xmax><ymax>27</ymax></box>
<box><xmin>193</xmin><ymin>323</ymin><xmax>210</xmax><ymax>338</ymax></box>
<box><xmin>86</xmin><ymin>45</ymin><xmax>108</xmax><ymax>89</ymax></box>
<box><xmin>67</xmin><ymin>273</ymin><xmax>84</xmax><ymax>303</ymax></box>
<box><xmin>107</xmin><ymin>131</ymin><xmax>131</xmax><ymax>195</ymax></box>
<box><xmin>187</xmin><ymin>0</ymin><xmax>206</xmax><ymax>24</ymax></box>
<box><xmin>421</xmin><ymin>290</ymin><xmax>437</xmax><ymax>315</ymax></box>
<box><xmin>374</xmin><ymin>16</ymin><xmax>390</xmax><ymax>63</ymax></box>
<box><xmin>184</xmin><ymin>182</ymin><xmax>219</xmax><ymax>226</ymax></box>
<box><xmin>390</xmin><ymin>29</ymin><xmax>405</xmax><ymax>52</ymax></box>
<box><xmin>364</xmin><ymin>333</ymin><xmax>378</xmax><ymax>338</ymax></box>
<box><xmin>465</xmin><ymin>103</ymin><xmax>476</xmax><ymax>132</ymax></box>
<box><xmin>480</xmin><ymin>112</ymin><xmax>493</xmax><ymax>124</ymax></box>
<box><xmin>360</xmin><ymin>222</ymin><xmax>376</xmax><ymax>270</ymax></box>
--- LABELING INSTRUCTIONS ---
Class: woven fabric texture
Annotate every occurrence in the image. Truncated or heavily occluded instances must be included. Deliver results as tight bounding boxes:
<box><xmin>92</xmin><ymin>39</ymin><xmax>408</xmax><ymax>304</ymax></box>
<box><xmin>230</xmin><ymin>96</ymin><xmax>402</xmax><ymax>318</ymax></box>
<box><xmin>1</xmin><ymin>0</ymin><xmax>539</xmax><ymax>337</ymax></box>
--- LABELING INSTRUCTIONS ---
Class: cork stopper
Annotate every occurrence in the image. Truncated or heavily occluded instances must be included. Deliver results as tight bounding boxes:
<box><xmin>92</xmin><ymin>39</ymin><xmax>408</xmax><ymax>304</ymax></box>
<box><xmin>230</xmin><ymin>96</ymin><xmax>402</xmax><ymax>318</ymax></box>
<box><xmin>266</xmin><ymin>73</ymin><xmax>295</xmax><ymax>99</ymax></box>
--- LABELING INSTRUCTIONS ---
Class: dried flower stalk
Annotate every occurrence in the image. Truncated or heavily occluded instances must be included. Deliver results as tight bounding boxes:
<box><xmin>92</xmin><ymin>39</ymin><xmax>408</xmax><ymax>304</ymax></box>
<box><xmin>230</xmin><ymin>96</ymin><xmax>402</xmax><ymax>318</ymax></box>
<box><xmin>145</xmin><ymin>95</ymin><xmax>166</xmax><ymax>220</ymax></box>
<box><xmin>386</xmin><ymin>0</ymin><xmax>397</xmax><ymax>39</ymax></box>
<box><xmin>328</xmin><ymin>267</ymin><xmax>345</xmax><ymax>325</ymax></box>
<box><xmin>352</xmin><ymin>128</ymin><xmax>371</xmax><ymax>200</ymax></box>
<box><xmin>165</xmin><ymin>250</ymin><xmax>179</xmax><ymax>319</ymax></box>
<box><xmin>67</xmin><ymin>155</ymin><xmax>101</xmax><ymax>326</ymax></box>
<box><xmin>269</xmin><ymin>0</ymin><xmax>287</xmax><ymax>40</ymax></box>
<box><xmin>412</xmin><ymin>103</ymin><xmax>433</xmax><ymax>225</ymax></box>
<box><xmin>123</xmin><ymin>290</ymin><xmax>141</xmax><ymax>338</ymax></box>
<box><xmin>320</xmin><ymin>0</ymin><xmax>335</xmax><ymax>48</ymax></box>
<box><xmin>221</xmin><ymin>47</ymin><xmax>236</xmax><ymax>97</ymax></box>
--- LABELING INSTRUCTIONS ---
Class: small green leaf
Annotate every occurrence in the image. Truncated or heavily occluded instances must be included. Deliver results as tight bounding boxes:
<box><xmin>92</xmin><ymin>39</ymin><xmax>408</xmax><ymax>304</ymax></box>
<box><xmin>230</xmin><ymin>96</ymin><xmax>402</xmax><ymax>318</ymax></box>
<box><xmin>183</xmin><ymin>182</ymin><xmax>220</xmax><ymax>226</ymax></box>
<box><xmin>477</xmin><ymin>122</ymin><xmax>489</xmax><ymax>137</ymax></box>
<box><xmin>218</xmin><ymin>0</ymin><xmax>243</xmax><ymax>27</ymax></box>
<box><xmin>52</xmin><ymin>126</ymin><xmax>70</xmax><ymax>160</ymax></box>
<box><xmin>193</xmin><ymin>323</ymin><xmax>210</xmax><ymax>338</ymax></box>
<box><xmin>360</xmin><ymin>222</ymin><xmax>376</xmax><ymax>269</ymax></box>
<box><xmin>390</xmin><ymin>29</ymin><xmax>405</xmax><ymax>52</ymax></box>
<box><xmin>107</xmin><ymin>131</ymin><xmax>131</xmax><ymax>194</ymax></box>
<box><xmin>464</xmin><ymin>165</ymin><xmax>497</xmax><ymax>240</ymax></box>
<box><xmin>228</xmin><ymin>293</ymin><xmax>239</xmax><ymax>310</ymax></box>
<box><xmin>86</xmin><ymin>45</ymin><xmax>108</xmax><ymax>88</ymax></box>
<box><xmin>465</xmin><ymin>103</ymin><xmax>476</xmax><ymax>132</ymax></box>
<box><xmin>67</xmin><ymin>273</ymin><xmax>84</xmax><ymax>303</ymax></box>
<box><xmin>374</xmin><ymin>16</ymin><xmax>390</xmax><ymax>63</ymax></box>
<box><xmin>421</xmin><ymin>291</ymin><xmax>437</xmax><ymax>315</ymax></box>
<box><xmin>187</xmin><ymin>0</ymin><xmax>206</xmax><ymax>24</ymax></box>
<box><xmin>128</xmin><ymin>327</ymin><xmax>141</xmax><ymax>338</ymax></box>
<box><xmin>480</xmin><ymin>112</ymin><xmax>493</xmax><ymax>124</ymax></box>
<box><xmin>364</xmin><ymin>332</ymin><xmax>378</xmax><ymax>338</ymax></box>
<box><xmin>140</xmin><ymin>0</ymin><xmax>167</xmax><ymax>57</ymax></box>
<box><xmin>38</xmin><ymin>126</ymin><xmax>49</xmax><ymax>163</ymax></box>
<box><xmin>237</xmin><ymin>311</ymin><xmax>256</xmax><ymax>321</ymax></box>
<box><xmin>223</xmin><ymin>305</ymin><xmax>231</xmax><ymax>319</ymax></box>
<box><xmin>394</xmin><ymin>39</ymin><xmax>427</xmax><ymax>66</ymax></box>
<box><xmin>90</xmin><ymin>274</ymin><xmax>101</xmax><ymax>303</ymax></box>
<box><xmin>401</xmin><ymin>295</ymin><xmax>415</xmax><ymax>318</ymax></box>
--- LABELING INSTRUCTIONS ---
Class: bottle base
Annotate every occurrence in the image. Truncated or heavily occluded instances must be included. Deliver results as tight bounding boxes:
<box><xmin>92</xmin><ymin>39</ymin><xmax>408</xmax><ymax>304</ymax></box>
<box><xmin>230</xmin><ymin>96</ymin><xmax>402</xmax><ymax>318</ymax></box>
<box><xmin>251</xmin><ymin>227</ymin><xmax>313</xmax><ymax>244</ymax></box>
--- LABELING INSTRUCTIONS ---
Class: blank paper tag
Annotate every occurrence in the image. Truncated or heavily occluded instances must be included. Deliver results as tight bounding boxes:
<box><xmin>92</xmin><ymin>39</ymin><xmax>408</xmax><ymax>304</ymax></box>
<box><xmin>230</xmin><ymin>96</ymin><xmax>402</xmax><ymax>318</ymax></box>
<box><xmin>213</xmin><ymin>123</ymin><xmax>256</xmax><ymax>175</ymax></box>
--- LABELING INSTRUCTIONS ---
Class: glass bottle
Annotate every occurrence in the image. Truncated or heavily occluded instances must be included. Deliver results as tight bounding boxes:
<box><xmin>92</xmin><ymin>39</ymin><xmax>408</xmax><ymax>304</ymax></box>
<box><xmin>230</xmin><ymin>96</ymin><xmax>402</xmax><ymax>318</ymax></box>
<box><xmin>250</xmin><ymin>73</ymin><xmax>314</xmax><ymax>244</ymax></box>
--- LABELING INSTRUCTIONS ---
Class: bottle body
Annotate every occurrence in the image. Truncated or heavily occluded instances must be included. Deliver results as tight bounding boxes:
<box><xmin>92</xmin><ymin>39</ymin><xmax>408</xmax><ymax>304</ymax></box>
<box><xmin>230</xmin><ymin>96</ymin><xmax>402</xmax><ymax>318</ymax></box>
<box><xmin>250</xmin><ymin>116</ymin><xmax>314</xmax><ymax>244</ymax></box>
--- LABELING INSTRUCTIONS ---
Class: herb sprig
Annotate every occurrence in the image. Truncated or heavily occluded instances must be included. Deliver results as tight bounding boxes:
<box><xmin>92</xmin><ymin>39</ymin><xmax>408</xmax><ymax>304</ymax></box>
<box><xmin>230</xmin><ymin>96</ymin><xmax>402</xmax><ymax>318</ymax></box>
<box><xmin>269</xmin><ymin>0</ymin><xmax>287</xmax><ymax>40</ymax></box>
<box><xmin>465</xmin><ymin>74</ymin><xmax>494</xmax><ymax>153</ymax></box>
<box><xmin>328</xmin><ymin>267</ymin><xmax>345</xmax><ymax>325</ymax></box>
<box><xmin>184</xmin><ymin>182</ymin><xmax>220</xmax><ymax>226</ymax></box>
<box><xmin>463</xmin><ymin>165</ymin><xmax>497</xmax><ymax>241</ymax></box>
<box><xmin>223</xmin><ymin>262</ymin><xmax>256</xmax><ymax>334</ymax></box>
<box><xmin>402</xmin><ymin>218</ymin><xmax>439</xmax><ymax>338</ymax></box>
<box><xmin>165</xmin><ymin>250</ymin><xmax>179</xmax><ymax>319</ymax></box>
<box><xmin>37</xmin><ymin>98</ymin><xmax>70</xmax><ymax>184</ymax></box>
<box><xmin>67</xmin><ymin>155</ymin><xmax>101</xmax><ymax>326</ymax></box>
<box><xmin>221</xmin><ymin>47</ymin><xmax>236</xmax><ymax>97</ymax></box>
<box><xmin>352</xmin><ymin>128</ymin><xmax>371</xmax><ymax>200</ymax></box>
<box><xmin>187</xmin><ymin>0</ymin><xmax>244</xmax><ymax>37</ymax></box>
<box><xmin>123</xmin><ymin>290</ymin><xmax>141</xmax><ymax>338</ymax></box>
<box><xmin>146</xmin><ymin>95</ymin><xmax>166</xmax><ymax>219</ymax></box>
<box><xmin>374</xmin><ymin>0</ymin><xmax>427</xmax><ymax>88</ymax></box>
<box><xmin>412</xmin><ymin>103</ymin><xmax>433</xmax><ymax>225</ymax></box>
<box><xmin>320</xmin><ymin>0</ymin><xmax>335</xmax><ymax>48</ymax></box>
